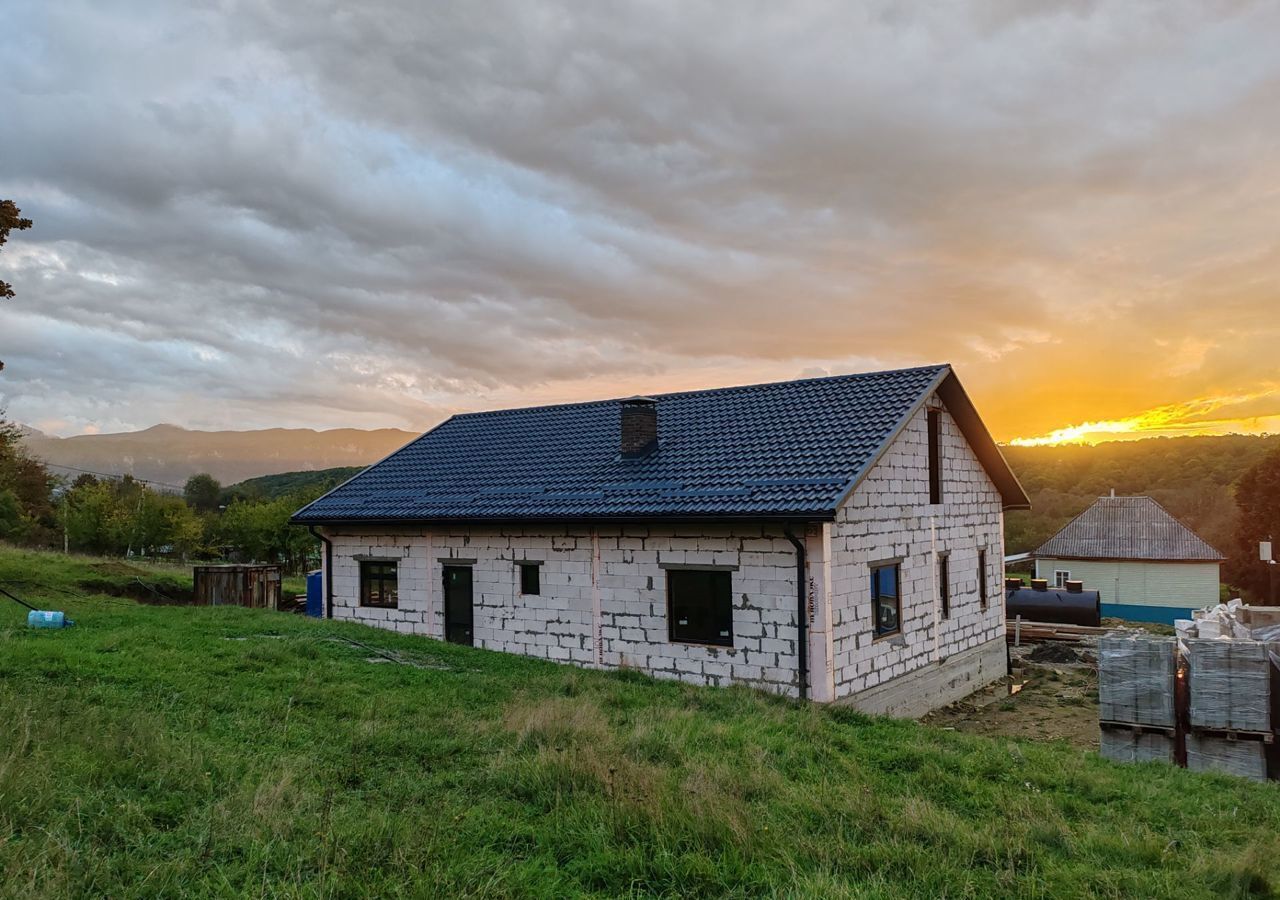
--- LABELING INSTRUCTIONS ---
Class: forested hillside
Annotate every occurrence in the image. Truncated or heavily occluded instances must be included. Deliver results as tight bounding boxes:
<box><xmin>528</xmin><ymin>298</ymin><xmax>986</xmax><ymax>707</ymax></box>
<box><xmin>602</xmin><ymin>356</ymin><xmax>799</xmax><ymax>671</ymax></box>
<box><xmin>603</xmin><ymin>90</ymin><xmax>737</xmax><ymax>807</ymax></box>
<box><xmin>1003</xmin><ymin>434</ymin><xmax>1280</xmax><ymax>558</ymax></box>
<box><xmin>223</xmin><ymin>466</ymin><xmax>364</xmax><ymax>501</ymax></box>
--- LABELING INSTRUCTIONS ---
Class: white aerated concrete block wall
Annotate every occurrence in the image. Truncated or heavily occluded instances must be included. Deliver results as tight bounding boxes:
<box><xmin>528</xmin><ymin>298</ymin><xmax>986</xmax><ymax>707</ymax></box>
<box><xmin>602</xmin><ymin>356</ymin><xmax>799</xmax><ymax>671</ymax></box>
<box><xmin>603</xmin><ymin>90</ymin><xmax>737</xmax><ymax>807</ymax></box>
<box><xmin>323</xmin><ymin>525</ymin><xmax>804</xmax><ymax>695</ymax></box>
<box><xmin>828</xmin><ymin>398</ymin><xmax>1005</xmax><ymax>700</ymax></box>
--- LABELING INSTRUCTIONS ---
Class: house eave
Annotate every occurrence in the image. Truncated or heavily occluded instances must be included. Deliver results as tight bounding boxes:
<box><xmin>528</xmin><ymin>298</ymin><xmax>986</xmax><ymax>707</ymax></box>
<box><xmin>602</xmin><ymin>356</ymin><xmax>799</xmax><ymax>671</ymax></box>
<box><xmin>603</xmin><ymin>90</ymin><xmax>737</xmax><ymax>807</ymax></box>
<box><xmin>290</xmin><ymin>511</ymin><xmax>837</xmax><ymax>528</ymax></box>
<box><xmin>1032</xmin><ymin>553</ymin><xmax>1225</xmax><ymax>565</ymax></box>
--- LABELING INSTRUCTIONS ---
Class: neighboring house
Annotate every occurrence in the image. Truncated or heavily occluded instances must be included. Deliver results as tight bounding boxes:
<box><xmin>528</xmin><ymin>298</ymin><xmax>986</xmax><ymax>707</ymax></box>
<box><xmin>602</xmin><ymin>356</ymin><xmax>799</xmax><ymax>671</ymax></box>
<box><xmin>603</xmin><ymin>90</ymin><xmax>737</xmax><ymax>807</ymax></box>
<box><xmin>1033</xmin><ymin>494</ymin><xmax>1224</xmax><ymax>624</ymax></box>
<box><xmin>293</xmin><ymin>364</ymin><xmax>1029</xmax><ymax>716</ymax></box>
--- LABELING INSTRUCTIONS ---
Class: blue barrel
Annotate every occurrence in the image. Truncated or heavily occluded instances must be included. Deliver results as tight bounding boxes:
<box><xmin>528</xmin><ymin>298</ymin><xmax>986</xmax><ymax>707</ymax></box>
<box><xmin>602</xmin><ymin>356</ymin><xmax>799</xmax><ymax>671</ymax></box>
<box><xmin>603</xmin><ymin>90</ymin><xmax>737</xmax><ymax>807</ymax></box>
<box><xmin>28</xmin><ymin>610</ymin><xmax>69</xmax><ymax>629</ymax></box>
<box><xmin>305</xmin><ymin>570</ymin><xmax>324</xmax><ymax>618</ymax></box>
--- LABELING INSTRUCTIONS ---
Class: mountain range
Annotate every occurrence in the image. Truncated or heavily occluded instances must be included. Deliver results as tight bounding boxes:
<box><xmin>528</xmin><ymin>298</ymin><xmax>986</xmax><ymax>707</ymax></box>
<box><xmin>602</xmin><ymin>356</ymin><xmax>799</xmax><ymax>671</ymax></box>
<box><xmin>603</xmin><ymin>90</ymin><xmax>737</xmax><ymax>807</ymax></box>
<box><xmin>19</xmin><ymin>424</ymin><xmax>417</xmax><ymax>488</ymax></box>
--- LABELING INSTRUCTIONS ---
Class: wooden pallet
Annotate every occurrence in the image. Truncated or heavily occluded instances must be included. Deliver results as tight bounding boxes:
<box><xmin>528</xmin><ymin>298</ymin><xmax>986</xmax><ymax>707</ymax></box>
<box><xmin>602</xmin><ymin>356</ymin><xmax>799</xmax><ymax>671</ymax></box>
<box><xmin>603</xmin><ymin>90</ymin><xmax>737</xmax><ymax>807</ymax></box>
<box><xmin>1190</xmin><ymin>727</ymin><xmax>1275</xmax><ymax>744</ymax></box>
<box><xmin>1100</xmin><ymin>720</ymin><xmax>1176</xmax><ymax>736</ymax></box>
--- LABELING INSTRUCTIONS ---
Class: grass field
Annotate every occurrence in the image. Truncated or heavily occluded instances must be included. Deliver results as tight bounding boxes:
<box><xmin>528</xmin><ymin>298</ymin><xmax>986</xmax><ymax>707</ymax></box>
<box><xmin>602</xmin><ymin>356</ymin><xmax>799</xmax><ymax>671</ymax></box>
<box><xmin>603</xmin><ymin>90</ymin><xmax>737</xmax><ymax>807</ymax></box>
<box><xmin>1</xmin><ymin>546</ymin><xmax>1278</xmax><ymax>898</ymax></box>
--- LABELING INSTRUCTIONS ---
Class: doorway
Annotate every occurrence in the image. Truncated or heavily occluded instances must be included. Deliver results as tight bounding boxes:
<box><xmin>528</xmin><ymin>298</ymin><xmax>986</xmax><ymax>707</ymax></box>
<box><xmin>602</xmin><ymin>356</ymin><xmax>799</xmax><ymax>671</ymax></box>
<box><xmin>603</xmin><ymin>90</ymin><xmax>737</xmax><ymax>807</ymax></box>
<box><xmin>443</xmin><ymin>565</ymin><xmax>473</xmax><ymax>646</ymax></box>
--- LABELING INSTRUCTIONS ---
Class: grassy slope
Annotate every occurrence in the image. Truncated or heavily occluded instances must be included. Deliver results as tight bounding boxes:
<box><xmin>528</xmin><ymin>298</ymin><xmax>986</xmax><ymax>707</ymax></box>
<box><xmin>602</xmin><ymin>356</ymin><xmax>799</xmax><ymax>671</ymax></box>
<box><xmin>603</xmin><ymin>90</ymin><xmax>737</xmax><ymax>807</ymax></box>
<box><xmin>1</xmin><ymin>548</ymin><xmax>1277</xmax><ymax>899</ymax></box>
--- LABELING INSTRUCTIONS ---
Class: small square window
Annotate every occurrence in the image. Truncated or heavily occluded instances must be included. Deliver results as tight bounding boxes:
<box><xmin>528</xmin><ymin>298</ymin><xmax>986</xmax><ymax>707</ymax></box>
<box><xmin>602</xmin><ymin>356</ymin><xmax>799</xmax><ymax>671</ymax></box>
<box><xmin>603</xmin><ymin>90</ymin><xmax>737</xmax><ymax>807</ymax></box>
<box><xmin>360</xmin><ymin>561</ymin><xmax>398</xmax><ymax>608</ymax></box>
<box><xmin>871</xmin><ymin>563</ymin><xmax>901</xmax><ymax>637</ymax></box>
<box><xmin>1053</xmin><ymin>570</ymin><xmax>1071</xmax><ymax>589</ymax></box>
<box><xmin>519</xmin><ymin>562</ymin><xmax>540</xmax><ymax>596</ymax></box>
<box><xmin>667</xmin><ymin>569</ymin><xmax>733</xmax><ymax>647</ymax></box>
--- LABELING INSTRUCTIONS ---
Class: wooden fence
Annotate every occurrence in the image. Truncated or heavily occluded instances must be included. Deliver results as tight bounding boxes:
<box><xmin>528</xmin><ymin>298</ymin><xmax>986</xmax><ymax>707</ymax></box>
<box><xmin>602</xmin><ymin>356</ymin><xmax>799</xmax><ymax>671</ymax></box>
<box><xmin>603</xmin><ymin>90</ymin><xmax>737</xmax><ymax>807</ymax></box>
<box><xmin>193</xmin><ymin>564</ymin><xmax>282</xmax><ymax>609</ymax></box>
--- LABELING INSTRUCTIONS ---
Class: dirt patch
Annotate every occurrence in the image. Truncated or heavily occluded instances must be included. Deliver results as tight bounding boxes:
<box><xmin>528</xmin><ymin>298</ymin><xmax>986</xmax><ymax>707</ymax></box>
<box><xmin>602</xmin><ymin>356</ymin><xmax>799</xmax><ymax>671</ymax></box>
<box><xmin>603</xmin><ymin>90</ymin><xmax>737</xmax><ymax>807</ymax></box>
<box><xmin>924</xmin><ymin>662</ymin><xmax>1100</xmax><ymax>749</ymax></box>
<box><xmin>78</xmin><ymin>577</ymin><xmax>196</xmax><ymax>605</ymax></box>
<box><xmin>1028</xmin><ymin>642</ymin><xmax>1095</xmax><ymax>665</ymax></box>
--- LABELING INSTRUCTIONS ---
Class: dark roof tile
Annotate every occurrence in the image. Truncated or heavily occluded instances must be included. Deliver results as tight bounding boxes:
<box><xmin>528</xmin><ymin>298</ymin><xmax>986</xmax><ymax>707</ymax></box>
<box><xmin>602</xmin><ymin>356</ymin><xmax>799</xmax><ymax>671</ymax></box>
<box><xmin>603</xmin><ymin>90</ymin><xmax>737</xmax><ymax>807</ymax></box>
<box><xmin>294</xmin><ymin>364</ymin><xmax>1022</xmax><ymax>524</ymax></box>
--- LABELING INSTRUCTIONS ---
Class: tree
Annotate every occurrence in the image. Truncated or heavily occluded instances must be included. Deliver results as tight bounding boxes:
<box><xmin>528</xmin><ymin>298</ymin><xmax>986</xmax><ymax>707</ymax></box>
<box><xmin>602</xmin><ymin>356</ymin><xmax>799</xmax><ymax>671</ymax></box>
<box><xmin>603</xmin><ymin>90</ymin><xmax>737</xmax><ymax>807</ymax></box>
<box><xmin>184</xmin><ymin>473</ymin><xmax>223</xmax><ymax>512</ymax></box>
<box><xmin>0</xmin><ymin>415</ymin><xmax>56</xmax><ymax>544</ymax></box>
<box><xmin>1225</xmin><ymin>445</ymin><xmax>1280</xmax><ymax>601</ymax></box>
<box><xmin>0</xmin><ymin>200</ymin><xmax>33</xmax><ymax>372</ymax></box>
<box><xmin>218</xmin><ymin>487</ymin><xmax>322</xmax><ymax>573</ymax></box>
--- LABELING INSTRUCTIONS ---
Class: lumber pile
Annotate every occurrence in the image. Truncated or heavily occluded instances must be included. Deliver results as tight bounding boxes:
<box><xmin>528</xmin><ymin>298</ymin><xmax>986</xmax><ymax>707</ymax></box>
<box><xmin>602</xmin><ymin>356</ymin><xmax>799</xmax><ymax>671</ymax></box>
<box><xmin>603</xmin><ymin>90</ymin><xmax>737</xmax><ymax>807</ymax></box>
<box><xmin>1005</xmin><ymin>620</ymin><xmax>1109</xmax><ymax>644</ymax></box>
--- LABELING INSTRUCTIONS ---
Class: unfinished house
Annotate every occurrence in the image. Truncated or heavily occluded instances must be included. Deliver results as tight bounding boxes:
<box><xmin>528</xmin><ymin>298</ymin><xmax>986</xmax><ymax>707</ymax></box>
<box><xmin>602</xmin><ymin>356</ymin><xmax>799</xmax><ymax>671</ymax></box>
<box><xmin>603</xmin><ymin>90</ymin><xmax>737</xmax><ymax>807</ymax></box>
<box><xmin>293</xmin><ymin>364</ymin><xmax>1029</xmax><ymax>716</ymax></box>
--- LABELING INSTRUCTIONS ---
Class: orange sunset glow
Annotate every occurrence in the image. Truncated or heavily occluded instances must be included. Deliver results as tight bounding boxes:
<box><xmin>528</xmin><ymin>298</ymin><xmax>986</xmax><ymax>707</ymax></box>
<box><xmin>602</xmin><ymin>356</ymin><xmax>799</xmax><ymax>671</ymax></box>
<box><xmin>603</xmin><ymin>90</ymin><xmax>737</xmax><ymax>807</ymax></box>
<box><xmin>3</xmin><ymin>3</ymin><xmax>1280</xmax><ymax>447</ymax></box>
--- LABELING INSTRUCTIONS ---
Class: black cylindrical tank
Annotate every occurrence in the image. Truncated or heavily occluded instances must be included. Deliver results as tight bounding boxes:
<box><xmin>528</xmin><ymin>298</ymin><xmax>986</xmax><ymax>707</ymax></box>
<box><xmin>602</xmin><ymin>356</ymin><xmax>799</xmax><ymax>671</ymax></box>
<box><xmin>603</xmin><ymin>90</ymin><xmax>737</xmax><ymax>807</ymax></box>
<box><xmin>1005</xmin><ymin>585</ymin><xmax>1102</xmax><ymax>627</ymax></box>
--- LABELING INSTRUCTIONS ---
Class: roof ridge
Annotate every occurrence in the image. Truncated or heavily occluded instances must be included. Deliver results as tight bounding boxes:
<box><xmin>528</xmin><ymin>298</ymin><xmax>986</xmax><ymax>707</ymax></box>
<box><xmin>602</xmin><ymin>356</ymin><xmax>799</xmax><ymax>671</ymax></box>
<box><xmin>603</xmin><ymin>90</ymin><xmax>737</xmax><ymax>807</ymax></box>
<box><xmin>451</xmin><ymin>363</ymin><xmax>950</xmax><ymax>420</ymax></box>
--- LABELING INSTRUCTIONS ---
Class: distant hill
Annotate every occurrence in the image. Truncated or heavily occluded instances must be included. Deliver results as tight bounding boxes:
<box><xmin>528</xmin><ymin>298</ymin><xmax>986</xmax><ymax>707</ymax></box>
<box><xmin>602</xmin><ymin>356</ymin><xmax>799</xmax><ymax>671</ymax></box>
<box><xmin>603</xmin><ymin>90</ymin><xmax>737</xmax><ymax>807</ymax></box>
<box><xmin>20</xmin><ymin>424</ymin><xmax>416</xmax><ymax>487</ymax></box>
<box><xmin>224</xmin><ymin>466</ymin><xmax>366</xmax><ymax>501</ymax></box>
<box><xmin>1003</xmin><ymin>433</ymin><xmax>1280</xmax><ymax>559</ymax></box>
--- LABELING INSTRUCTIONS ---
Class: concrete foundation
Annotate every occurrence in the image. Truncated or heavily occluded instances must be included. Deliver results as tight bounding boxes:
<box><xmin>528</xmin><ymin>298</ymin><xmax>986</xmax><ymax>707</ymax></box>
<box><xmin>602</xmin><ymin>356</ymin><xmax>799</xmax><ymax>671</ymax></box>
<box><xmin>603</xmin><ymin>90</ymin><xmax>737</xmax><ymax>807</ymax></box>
<box><xmin>838</xmin><ymin>635</ymin><xmax>1007</xmax><ymax>718</ymax></box>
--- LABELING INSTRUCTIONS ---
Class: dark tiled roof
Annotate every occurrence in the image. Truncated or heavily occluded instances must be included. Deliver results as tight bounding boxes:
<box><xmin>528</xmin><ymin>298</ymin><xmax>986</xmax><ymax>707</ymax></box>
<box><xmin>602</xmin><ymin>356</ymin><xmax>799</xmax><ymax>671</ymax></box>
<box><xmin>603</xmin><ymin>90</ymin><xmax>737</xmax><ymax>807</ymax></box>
<box><xmin>294</xmin><ymin>364</ymin><xmax>1024</xmax><ymax>524</ymax></box>
<box><xmin>1035</xmin><ymin>496</ymin><xmax>1224</xmax><ymax>562</ymax></box>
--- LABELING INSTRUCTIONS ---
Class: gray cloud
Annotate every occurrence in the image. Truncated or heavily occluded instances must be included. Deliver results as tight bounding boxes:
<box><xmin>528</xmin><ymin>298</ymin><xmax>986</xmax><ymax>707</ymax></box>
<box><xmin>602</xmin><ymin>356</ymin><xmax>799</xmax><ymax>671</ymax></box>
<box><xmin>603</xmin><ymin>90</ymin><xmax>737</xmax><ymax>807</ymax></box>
<box><xmin>3</xmin><ymin>0</ymin><xmax>1280</xmax><ymax>439</ymax></box>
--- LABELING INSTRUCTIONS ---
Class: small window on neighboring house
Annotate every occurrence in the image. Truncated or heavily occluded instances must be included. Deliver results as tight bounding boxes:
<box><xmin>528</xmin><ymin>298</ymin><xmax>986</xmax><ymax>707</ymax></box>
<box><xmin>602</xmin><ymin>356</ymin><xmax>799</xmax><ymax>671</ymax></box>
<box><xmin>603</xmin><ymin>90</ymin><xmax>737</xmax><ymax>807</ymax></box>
<box><xmin>519</xmin><ymin>562</ymin><xmax>540</xmax><ymax>596</ymax></box>
<box><xmin>927</xmin><ymin>408</ymin><xmax>942</xmax><ymax>505</ymax></box>
<box><xmin>938</xmin><ymin>554</ymin><xmax>950</xmax><ymax>619</ymax></box>
<box><xmin>1054</xmin><ymin>570</ymin><xmax>1071</xmax><ymax>589</ymax></box>
<box><xmin>360</xmin><ymin>561</ymin><xmax>398</xmax><ymax>608</ymax></box>
<box><xmin>667</xmin><ymin>569</ymin><xmax>733</xmax><ymax>647</ymax></box>
<box><xmin>978</xmin><ymin>549</ymin><xmax>988</xmax><ymax>610</ymax></box>
<box><xmin>871</xmin><ymin>563</ymin><xmax>901</xmax><ymax>637</ymax></box>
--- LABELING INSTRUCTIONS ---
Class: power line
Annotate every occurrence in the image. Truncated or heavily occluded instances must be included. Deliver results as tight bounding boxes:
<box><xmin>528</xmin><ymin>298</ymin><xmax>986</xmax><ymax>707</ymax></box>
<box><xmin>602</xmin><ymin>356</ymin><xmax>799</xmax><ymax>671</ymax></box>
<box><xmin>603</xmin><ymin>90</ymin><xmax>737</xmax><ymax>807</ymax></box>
<box><xmin>44</xmin><ymin>462</ymin><xmax>186</xmax><ymax>493</ymax></box>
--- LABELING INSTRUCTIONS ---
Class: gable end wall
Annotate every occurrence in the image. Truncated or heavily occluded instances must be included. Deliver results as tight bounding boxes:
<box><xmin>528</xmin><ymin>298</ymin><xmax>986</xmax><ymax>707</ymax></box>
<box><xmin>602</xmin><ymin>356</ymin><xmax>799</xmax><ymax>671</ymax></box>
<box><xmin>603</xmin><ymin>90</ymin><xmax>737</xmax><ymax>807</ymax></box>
<box><xmin>828</xmin><ymin>396</ymin><xmax>1006</xmax><ymax>700</ymax></box>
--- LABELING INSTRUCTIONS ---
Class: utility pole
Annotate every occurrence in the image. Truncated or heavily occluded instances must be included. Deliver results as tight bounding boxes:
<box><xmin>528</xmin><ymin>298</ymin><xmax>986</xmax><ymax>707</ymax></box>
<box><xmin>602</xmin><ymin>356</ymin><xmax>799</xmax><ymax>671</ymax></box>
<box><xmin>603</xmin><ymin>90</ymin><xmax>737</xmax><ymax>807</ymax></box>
<box><xmin>1262</xmin><ymin>539</ymin><xmax>1276</xmax><ymax>605</ymax></box>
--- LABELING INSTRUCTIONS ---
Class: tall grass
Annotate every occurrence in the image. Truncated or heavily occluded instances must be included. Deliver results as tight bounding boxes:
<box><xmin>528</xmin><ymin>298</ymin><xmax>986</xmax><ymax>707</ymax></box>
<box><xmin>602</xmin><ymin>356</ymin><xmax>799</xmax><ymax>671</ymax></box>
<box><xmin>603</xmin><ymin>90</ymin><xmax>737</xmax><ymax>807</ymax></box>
<box><xmin>1</xmin><ymin>546</ymin><xmax>1277</xmax><ymax>898</ymax></box>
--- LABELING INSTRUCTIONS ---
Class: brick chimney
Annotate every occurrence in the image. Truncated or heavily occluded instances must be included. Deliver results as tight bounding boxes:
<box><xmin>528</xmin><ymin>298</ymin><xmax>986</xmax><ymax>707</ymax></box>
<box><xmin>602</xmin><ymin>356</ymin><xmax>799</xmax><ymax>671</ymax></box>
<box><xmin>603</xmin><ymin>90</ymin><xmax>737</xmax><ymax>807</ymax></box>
<box><xmin>620</xmin><ymin>397</ymin><xmax>658</xmax><ymax>459</ymax></box>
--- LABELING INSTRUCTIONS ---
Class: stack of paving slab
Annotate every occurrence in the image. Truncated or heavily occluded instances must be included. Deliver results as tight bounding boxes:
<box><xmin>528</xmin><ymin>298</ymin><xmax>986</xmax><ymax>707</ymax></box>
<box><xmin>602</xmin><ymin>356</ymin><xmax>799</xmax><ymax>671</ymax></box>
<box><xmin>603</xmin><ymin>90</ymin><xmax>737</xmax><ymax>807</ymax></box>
<box><xmin>1097</xmin><ymin>635</ymin><xmax>1177</xmax><ymax>766</ymax></box>
<box><xmin>1112</xmin><ymin>600</ymin><xmax>1280</xmax><ymax>782</ymax></box>
<box><xmin>1182</xmin><ymin>627</ymin><xmax>1277</xmax><ymax>782</ymax></box>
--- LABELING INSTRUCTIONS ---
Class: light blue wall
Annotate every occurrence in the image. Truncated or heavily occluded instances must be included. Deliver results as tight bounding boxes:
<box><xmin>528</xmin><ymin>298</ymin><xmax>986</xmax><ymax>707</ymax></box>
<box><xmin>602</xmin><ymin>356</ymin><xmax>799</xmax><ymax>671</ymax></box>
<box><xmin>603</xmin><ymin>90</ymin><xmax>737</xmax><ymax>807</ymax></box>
<box><xmin>1035</xmin><ymin>558</ymin><xmax>1219</xmax><ymax>614</ymax></box>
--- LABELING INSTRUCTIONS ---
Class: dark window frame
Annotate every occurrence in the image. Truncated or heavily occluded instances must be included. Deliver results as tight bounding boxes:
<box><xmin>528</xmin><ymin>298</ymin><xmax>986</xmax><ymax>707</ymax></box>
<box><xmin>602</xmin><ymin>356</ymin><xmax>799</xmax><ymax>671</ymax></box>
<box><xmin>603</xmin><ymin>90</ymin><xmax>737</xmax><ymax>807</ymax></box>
<box><xmin>927</xmin><ymin>408</ymin><xmax>942</xmax><ymax>505</ymax></box>
<box><xmin>360</xmin><ymin>560</ymin><xmax>399</xmax><ymax>609</ymax></box>
<box><xmin>870</xmin><ymin>562</ymin><xmax>902</xmax><ymax>638</ymax></box>
<box><xmin>518</xmin><ymin>562</ymin><xmax>541</xmax><ymax>596</ymax></box>
<box><xmin>666</xmin><ymin>568</ymin><xmax>733</xmax><ymax>648</ymax></box>
<box><xmin>978</xmin><ymin>548</ymin><xmax>988</xmax><ymax>610</ymax></box>
<box><xmin>938</xmin><ymin>553</ymin><xmax>950</xmax><ymax>619</ymax></box>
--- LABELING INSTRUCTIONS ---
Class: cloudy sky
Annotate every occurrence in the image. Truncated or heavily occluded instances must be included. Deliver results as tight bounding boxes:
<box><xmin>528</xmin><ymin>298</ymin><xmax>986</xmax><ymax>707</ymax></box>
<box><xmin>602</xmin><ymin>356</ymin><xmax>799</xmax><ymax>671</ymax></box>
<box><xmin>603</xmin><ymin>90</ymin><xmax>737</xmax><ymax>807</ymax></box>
<box><xmin>3</xmin><ymin>1</ymin><xmax>1279</xmax><ymax>443</ymax></box>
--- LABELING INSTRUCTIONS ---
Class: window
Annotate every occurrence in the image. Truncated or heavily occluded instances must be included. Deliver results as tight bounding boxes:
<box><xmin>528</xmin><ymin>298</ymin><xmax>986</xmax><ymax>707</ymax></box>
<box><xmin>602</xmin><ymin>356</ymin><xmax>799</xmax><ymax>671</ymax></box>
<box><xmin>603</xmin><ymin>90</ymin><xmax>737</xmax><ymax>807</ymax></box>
<box><xmin>1053</xmin><ymin>570</ymin><xmax>1071</xmax><ymax>589</ymax></box>
<box><xmin>871</xmin><ymin>563</ymin><xmax>901</xmax><ymax>637</ymax></box>
<box><xmin>360</xmin><ymin>561</ymin><xmax>398</xmax><ymax>608</ymax></box>
<box><xmin>927</xmin><ymin>408</ymin><xmax>942</xmax><ymax>504</ymax></box>
<box><xmin>667</xmin><ymin>569</ymin><xmax>733</xmax><ymax>647</ymax></box>
<box><xmin>518</xmin><ymin>562</ymin><xmax>540</xmax><ymax>595</ymax></box>
<box><xmin>977</xmin><ymin>549</ymin><xmax>988</xmax><ymax>610</ymax></box>
<box><xmin>938</xmin><ymin>554</ymin><xmax>950</xmax><ymax>619</ymax></box>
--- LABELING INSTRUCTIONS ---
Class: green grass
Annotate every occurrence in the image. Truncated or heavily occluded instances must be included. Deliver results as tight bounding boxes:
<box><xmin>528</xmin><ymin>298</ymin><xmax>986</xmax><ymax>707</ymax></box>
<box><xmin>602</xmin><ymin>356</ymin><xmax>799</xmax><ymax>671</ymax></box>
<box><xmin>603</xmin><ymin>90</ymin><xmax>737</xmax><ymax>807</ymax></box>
<box><xmin>1</xmin><ymin>547</ymin><xmax>1278</xmax><ymax>898</ymax></box>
